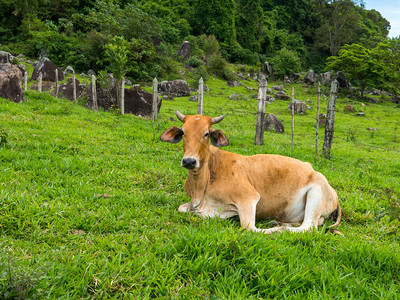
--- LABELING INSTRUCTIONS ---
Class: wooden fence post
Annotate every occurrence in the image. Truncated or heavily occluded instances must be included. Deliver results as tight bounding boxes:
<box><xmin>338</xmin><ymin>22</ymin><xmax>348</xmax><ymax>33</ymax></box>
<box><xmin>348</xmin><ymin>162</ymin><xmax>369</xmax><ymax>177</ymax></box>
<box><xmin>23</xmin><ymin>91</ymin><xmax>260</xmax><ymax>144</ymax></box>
<box><xmin>38</xmin><ymin>72</ymin><xmax>42</xmax><ymax>92</ymax></box>
<box><xmin>254</xmin><ymin>74</ymin><xmax>267</xmax><ymax>145</ymax></box>
<box><xmin>323</xmin><ymin>79</ymin><xmax>339</xmax><ymax>158</ymax></box>
<box><xmin>291</xmin><ymin>87</ymin><xmax>295</xmax><ymax>148</ymax></box>
<box><xmin>72</xmin><ymin>71</ymin><xmax>77</xmax><ymax>104</ymax></box>
<box><xmin>198</xmin><ymin>77</ymin><xmax>203</xmax><ymax>115</ymax></box>
<box><xmin>91</xmin><ymin>75</ymin><xmax>98</xmax><ymax>112</ymax></box>
<box><xmin>24</xmin><ymin>71</ymin><xmax>28</xmax><ymax>92</ymax></box>
<box><xmin>55</xmin><ymin>69</ymin><xmax>59</xmax><ymax>98</ymax></box>
<box><xmin>152</xmin><ymin>77</ymin><xmax>158</xmax><ymax>121</ymax></box>
<box><xmin>315</xmin><ymin>82</ymin><xmax>321</xmax><ymax>155</ymax></box>
<box><xmin>121</xmin><ymin>77</ymin><xmax>125</xmax><ymax>115</ymax></box>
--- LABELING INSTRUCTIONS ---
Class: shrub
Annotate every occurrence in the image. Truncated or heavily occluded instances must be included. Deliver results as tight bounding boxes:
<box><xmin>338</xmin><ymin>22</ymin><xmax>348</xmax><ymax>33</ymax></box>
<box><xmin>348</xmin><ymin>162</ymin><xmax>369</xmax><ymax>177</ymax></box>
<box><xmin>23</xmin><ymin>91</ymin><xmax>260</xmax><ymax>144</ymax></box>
<box><xmin>208</xmin><ymin>53</ymin><xmax>234</xmax><ymax>80</ymax></box>
<box><xmin>187</xmin><ymin>56</ymin><xmax>203</xmax><ymax>68</ymax></box>
<box><xmin>270</xmin><ymin>48</ymin><xmax>301</xmax><ymax>79</ymax></box>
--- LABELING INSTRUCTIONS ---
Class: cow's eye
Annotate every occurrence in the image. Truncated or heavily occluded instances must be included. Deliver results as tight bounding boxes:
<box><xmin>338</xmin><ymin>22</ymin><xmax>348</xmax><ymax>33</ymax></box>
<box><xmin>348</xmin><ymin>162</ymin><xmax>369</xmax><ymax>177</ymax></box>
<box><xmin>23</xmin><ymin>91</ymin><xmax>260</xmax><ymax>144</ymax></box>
<box><xmin>204</xmin><ymin>132</ymin><xmax>209</xmax><ymax>138</ymax></box>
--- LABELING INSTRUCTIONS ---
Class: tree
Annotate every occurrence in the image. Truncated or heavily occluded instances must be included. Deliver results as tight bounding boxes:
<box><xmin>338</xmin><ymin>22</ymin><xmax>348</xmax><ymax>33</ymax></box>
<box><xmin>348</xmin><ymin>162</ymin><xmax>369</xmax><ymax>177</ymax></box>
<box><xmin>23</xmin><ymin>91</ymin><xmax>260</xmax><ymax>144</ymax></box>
<box><xmin>326</xmin><ymin>43</ymin><xmax>385</xmax><ymax>98</ymax></box>
<box><xmin>270</xmin><ymin>48</ymin><xmax>301</xmax><ymax>79</ymax></box>
<box><xmin>313</xmin><ymin>0</ymin><xmax>360</xmax><ymax>56</ymax></box>
<box><xmin>104</xmin><ymin>35</ymin><xmax>129</xmax><ymax>110</ymax></box>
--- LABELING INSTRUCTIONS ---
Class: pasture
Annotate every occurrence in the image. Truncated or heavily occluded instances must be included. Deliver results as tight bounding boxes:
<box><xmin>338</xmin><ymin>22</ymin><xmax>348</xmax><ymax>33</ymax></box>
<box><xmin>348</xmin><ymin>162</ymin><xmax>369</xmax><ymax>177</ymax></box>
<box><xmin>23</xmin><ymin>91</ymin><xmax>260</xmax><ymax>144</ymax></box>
<box><xmin>1</xmin><ymin>76</ymin><xmax>399</xmax><ymax>299</ymax></box>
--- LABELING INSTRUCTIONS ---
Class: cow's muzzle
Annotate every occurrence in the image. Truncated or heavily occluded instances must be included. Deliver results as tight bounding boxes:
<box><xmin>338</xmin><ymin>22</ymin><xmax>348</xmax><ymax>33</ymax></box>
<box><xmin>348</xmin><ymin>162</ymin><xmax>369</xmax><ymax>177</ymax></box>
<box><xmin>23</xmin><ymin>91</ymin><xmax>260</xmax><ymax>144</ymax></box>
<box><xmin>181</xmin><ymin>157</ymin><xmax>198</xmax><ymax>169</ymax></box>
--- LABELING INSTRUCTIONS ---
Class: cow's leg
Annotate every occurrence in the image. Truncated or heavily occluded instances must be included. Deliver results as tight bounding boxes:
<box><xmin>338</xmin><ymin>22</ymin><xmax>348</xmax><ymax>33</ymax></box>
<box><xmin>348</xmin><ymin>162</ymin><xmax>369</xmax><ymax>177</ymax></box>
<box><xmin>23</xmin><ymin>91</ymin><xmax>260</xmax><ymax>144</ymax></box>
<box><xmin>178</xmin><ymin>201</ymin><xmax>194</xmax><ymax>213</ymax></box>
<box><xmin>236</xmin><ymin>192</ymin><xmax>285</xmax><ymax>234</ymax></box>
<box><xmin>287</xmin><ymin>185</ymin><xmax>323</xmax><ymax>233</ymax></box>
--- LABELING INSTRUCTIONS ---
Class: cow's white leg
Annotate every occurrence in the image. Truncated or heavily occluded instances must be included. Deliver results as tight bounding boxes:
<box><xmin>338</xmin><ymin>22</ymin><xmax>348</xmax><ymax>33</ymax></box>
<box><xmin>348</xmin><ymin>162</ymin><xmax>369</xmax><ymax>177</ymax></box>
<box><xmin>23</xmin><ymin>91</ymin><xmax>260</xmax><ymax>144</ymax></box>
<box><xmin>237</xmin><ymin>197</ymin><xmax>285</xmax><ymax>234</ymax></box>
<box><xmin>287</xmin><ymin>185</ymin><xmax>322</xmax><ymax>233</ymax></box>
<box><xmin>178</xmin><ymin>201</ymin><xmax>193</xmax><ymax>213</ymax></box>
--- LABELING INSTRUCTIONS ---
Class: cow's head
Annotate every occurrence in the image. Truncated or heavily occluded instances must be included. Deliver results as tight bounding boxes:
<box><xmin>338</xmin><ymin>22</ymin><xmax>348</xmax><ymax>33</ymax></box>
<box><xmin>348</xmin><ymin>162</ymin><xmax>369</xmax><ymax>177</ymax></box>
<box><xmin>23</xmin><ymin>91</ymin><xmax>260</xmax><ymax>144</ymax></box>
<box><xmin>160</xmin><ymin>111</ymin><xmax>229</xmax><ymax>169</ymax></box>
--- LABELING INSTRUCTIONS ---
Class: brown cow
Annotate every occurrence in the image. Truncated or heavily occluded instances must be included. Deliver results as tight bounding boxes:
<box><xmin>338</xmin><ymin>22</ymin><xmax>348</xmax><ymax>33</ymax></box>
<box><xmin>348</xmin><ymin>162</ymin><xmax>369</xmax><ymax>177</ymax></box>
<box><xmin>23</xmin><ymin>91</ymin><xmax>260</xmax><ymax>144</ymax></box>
<box><xmin>160</xmin><ymin>111</ymin><xmax>341</xmax><ymax>234</ymax></box>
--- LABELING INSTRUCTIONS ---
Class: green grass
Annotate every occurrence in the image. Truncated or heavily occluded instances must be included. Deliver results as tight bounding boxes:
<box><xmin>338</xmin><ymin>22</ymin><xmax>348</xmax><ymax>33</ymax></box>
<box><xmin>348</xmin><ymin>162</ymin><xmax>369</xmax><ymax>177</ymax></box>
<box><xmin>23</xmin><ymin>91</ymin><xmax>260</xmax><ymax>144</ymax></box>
<box><xmin>1</xmin><ymin>75</ymin><xmax>400</xmax><ymax>299</ymax></box>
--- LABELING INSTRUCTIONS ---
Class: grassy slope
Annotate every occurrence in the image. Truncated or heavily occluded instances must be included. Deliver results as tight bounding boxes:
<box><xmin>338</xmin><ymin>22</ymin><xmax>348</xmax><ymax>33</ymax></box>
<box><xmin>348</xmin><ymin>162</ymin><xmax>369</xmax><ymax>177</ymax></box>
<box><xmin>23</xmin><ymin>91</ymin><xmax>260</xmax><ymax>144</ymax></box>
<box><xmin>0</xmin><ymin>75</ymin><xmax>399</xmax><ymax>299</ymax></box>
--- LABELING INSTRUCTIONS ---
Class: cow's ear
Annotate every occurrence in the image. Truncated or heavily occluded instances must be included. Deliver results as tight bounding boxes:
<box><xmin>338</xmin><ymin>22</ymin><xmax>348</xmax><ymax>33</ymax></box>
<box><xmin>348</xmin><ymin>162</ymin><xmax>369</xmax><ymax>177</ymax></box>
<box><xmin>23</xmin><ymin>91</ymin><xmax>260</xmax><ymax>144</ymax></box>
<box><xmin>160</xmin><ymin>126</ymin><xmax>183</xmax><ymax>143</ymax></box>
<box><xmin>210</xmin><ymin>129</ymin><xmax>229</xmax><ymax>147</ymax></box>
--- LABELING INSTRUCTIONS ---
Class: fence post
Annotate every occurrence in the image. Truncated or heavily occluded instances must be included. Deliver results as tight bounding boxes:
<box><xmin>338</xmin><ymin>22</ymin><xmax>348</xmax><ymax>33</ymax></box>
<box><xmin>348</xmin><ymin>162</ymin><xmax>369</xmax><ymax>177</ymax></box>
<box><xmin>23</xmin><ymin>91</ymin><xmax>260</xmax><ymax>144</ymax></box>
<box><xmin>315</xmin><ymin>82</ymin><xmax>321</xmax><ymax>156</ymax></box>
<box><xmin>24</xmin><ymin>71</ymin><xmax>28</xmax><ymax>92</ymax></box>
<box><xmin>121</xmin><ymin>77</ymin><xmax>125</xmax><ymax>115</ymax></box>
<box><xmin>254</xmin><ymin>74</ymin><xmax>267</xmax><ymax>145</ymax></box>
<box><xmin>198</xmin><ymin>77</ymin><xmax>203</xmax><ymax>115</ymax></box>
<box><xmin>55</xmin><ymin>69</ymin><xmax>59</xmax><ymax>98</ymax></box>
<box><xmin>323</xmin><ymin>79</ymin><xmax>339</xmax><ymax>158</ymax></box>
<box><xmin>291</xmin><ymin>87</ymin><xmax>295</xmax><ymax>148</ymax></box>
<box><xmin>72</xmin><ymin>71</ymin><xmax>77</xmax><ymax>104</ymax></box>
<box><xmin>38</xmin><ymin>72</ymin><xmax>42</xmax><ymax>92</ymax></box>
<box><xmin>152</xmin><ymin>77</ymin><xmax>158</xmax><ymax>121</ymax></box>
<box><xmin>91</xmin><ymin>75</ymin><xmax>98</xmax><ymax>112</ymax></box>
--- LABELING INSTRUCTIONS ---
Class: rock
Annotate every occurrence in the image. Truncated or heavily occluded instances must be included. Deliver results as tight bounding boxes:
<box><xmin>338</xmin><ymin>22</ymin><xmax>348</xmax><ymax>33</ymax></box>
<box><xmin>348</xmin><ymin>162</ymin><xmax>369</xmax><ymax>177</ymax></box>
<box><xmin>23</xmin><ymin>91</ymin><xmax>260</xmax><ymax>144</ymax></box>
<box><xmin>227</xmin><ymin>80</ymin><xmax>242</xmax><ymax>87</ymax></box>
<box><xmin>204</xmin><ymin>84</ymin><xmax>210</xmax><ymax>92</ymax></box>
<box><xmin>288</xmin><ymin>100</ymin><xmax>307</xmax><ymax>114</ymax></box>
<box><xmin>158</xmin><ymin>80</ymin><xmax>191</xmax><ymax>97</ymax></box>
<box><xmin>290</xmin><ymin>72</ymin><xmax>300</xmax><ymax>82</ymax></box>
<box><xmin>26</xmin><ymin>60</ymin><xmax>32</xmax><ymax>64</ymax></box>
<box><xmin>261</xmin><ymin>61</ymin><xmax>272</xmax><ymax>76</ymax></box>
<box><xmin>319</xmin><ymin>113</ymin><xmax>327</xmax><ymax>119</ymax></box>
<box><xmin>370</xmin><ymin>88</ymin><xmax>381</xmax><ymax>96</ymax></box>
<box><xmin>356</xmin><ymin>112</ymin><xmax>365</xmax><ymax>117</ymax></box>
<box><xmin>0</xmin><ymin>63</ymin><xmax>24</xmax><ymax>102</ymax></box>
<box><xmin>266</xmin><ymin>95</ymin><xmax>275</xmax><ymax>102</ymax></box>
<box><xmin>334</xmin><ymin>71</ymin><xmax>350</xmax><ymax>89</ymax></box>
<box><xmin>266</xmin><ymin>88</ymin><xmax>273</xmax><ymax>94</ymax></box>
<box><xmin>304</xmin><ymin>70</ymin><xmax>316</xmax><ymax>85</ymax></box>
<box><xmin>306</xmin><ymin>99</ymin><xmax>311</xmax><ymax>103</ymax></box>
<box><xmin>238</xmin><ymin>73</ymin><xmax>244</xmax><ymax>78</ymax></box>
<box><xmin>125</xmin><ymin>79</ymin><xmax>132</xmax><ymax>86</ymax></box>
<box><xmin>275</xmin><ymin>91</ymin><xmax>290</xmax><ymax>100</ymax></box>
<box><xmin>0</xmin><ymin>51</ymin><xmax>14</xmax><ymax>63</ymax></box>
<box><xmin>284</xmin><ymin>75</ymin><xmax>291</xmax><ymax>84</ymax></box>
<box><xmin>189</xmin><ymin>95</ymin><xmax>198</xmax><ymax>102</ymax></box>
<box><xmin>131</xmin><ymin>84</ymin><xmax>141</xmax><ymax>91</ymax></box>
<box><xmin>31</xmin><ymin>57</ymin><xmax>64</xmax><ymax>82</ymax></box>
<box><xmin>87</xmin><ymin>76</ymin><xmax>162</xmax><ymax>116</ymax></box>
<box><xmin>87</xmin><ymin>69</ymin><xmax>96</xmax><ymax>77</ymax></box>
<box><xmin>64</xmin><ymin>66</ymin><xmax>75</xmax><ymax>75</ymax></box>
<box><xmin>367</xmin><ymin>127</ymin><xmax>377</xmax><ymax>131</ymax></box>
<box><xmin>263</xmin><ymin>113</ymin><xmax>284</xmax><ymax>133</ymax></box>
<box><xmin>53</xmin><ymin>77</ymin><xmax>86</xmax><ymax>101</ymax></box>
<box><xmin>319</xmin><ymin>71</ymin><xmax>332</xmax><ymax>85</ymax></box>
<box><xmin>30</xmin><ymin>82</ymin><xmax>56</xmax><ymax>92</ymax></box>
<box><xmin>229</xmin><ymin>94</ymin><xmax>241</xmax><ymax>100</ymax></box>
<box><xmin>392</xmin><ymin>95</ymin><xmax>400</xmax><ymax>104</ymax></box>
<box><xmin>245</xmin><ymin>86</ymin><xmax>254</xmax><ymax>90</ymax></box>
<box><xmin>80</xmin><ymin>73</ymin><xmax>87</xmax><ymax>77</ymax></box>
<box><xmin>272</xmin><ymin>85</ymin><xmax>283</xmax><ymax>91</ymax></box>
<box><xmin>177</xmin><ymin>41</ymin><xmax>191</xmax><ymax>60</ymax></box>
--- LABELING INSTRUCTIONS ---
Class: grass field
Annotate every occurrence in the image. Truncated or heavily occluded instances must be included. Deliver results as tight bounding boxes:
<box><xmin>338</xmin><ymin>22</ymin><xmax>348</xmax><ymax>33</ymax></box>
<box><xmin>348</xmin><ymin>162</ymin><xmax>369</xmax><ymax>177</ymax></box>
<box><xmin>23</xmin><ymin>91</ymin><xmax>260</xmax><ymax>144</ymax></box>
<box><xmin>1</xmin><ymin>75</ymin><xmax>400</xmax><ymax>299</ymax></box>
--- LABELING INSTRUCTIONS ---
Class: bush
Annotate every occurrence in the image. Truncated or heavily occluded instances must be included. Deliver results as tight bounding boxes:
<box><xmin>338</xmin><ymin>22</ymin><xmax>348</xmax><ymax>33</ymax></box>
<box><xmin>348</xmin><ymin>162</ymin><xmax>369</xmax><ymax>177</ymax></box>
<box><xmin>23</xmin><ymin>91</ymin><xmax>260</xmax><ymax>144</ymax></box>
<box><xmin>208</xmin><ymin>53</ymin><xmax>234</xmax><ymax>80</ymax></box>
<box><xmin>270</xmin><ymin>48</ymin><xmax>301</xmax><ymax>79</ymax></box>
<box><xmin>187</xmin><ymin>56</ymin><xmax>203</xmax><ymax>68</ymax></box>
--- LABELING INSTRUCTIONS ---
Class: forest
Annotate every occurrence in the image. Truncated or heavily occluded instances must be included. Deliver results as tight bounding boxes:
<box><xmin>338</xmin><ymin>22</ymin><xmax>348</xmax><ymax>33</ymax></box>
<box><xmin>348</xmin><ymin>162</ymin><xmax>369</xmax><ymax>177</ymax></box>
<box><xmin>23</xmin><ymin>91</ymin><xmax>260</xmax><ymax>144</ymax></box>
<box><xmin>1</xmin><ymin>0</ymin><xmax>399</xmax><ymax>95</ymax></box>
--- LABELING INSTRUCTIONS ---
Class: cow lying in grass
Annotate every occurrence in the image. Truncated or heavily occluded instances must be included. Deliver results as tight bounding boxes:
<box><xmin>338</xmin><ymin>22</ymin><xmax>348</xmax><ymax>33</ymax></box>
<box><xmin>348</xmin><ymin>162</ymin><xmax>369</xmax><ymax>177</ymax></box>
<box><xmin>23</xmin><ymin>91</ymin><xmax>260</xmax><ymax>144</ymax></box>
<box><xmin>160</xmin><ymin>111</ymin><xmax>341</xmax><ymax>234</ymax></box>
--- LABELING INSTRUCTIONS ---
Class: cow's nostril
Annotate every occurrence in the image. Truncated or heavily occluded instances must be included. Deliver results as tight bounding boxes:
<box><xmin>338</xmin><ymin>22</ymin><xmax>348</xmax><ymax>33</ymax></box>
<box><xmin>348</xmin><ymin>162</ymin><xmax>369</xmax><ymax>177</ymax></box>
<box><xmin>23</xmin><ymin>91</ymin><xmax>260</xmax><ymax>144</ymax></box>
<box><xmin>182</xmin><ymin>157</ymin><xmax>197</xmax><ymax>169</ymax></box>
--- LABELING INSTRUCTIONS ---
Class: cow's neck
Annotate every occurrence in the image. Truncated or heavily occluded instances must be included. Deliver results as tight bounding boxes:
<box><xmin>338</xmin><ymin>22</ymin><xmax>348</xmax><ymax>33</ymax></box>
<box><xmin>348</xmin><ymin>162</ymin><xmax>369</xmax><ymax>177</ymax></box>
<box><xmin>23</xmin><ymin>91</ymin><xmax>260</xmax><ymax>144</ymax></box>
<box><xmin>186</xmin><ymin>155</ymin><xmax>211</xmax><ymax>208</ymax></box>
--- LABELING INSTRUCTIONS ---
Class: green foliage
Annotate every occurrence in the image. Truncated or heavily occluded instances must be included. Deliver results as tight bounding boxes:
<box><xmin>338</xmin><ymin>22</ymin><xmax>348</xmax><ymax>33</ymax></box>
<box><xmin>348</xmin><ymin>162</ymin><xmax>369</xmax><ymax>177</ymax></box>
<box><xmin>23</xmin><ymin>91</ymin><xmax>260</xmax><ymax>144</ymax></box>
<box><xmin>186</xmin><ymin>56</ymin><xmax>203</xmax><ymax>68</ymax></box>
<box><xmin>270</xmin><ymin>47</ymin><xmax>301</xmax><ymax>78</ymax></box>
<box><xmin>208</xmin><ymin>53</ymin><xmax>234</xmax><ymax>80</ymax></box>
<box><xmin>104</xmin><ymin>36</ymin><xmax>129</xmax><ymax>82</ymax></box>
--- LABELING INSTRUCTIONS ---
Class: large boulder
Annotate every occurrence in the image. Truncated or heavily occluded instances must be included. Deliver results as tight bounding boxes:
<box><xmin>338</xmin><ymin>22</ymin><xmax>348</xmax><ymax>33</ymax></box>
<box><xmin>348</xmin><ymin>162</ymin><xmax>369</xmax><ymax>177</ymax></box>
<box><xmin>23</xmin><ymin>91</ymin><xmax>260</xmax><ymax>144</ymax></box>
<box><xmin>304</xmin><ymin>70</ymin><xmax>316</xmax><ymax>85</ymax></box>
<box><xmin>0</xmin><ymin>51</ymin><xmax>14</xmax><ymax>63</ymax></box>
<box><xmin>290</xmin><ymin>72</ymin><xmax>300</xmax><ymax>82</ymax></box>
<box><xmin>227</xmin><ymin>80</ymin><xmax>242</xmax><ymax>87</ymax></box>
<box><xmin>158</xmin><ymin>80</ymin><xmax>191</xmax><ymax>97</ymax></box>
<box><xmin>87</xmin><ymin>76</ymin><xmax>161</xmax><ymax>116</ymax></box>
<box><xmin>319</xmin><ymin>71</ymin><xmax>332</xmax><ymax>85</ymax></box>
<box><xmin>263</xmin><ymin>113</ymin><xmax>284</xmax><ymax>133</ymax></box>
<box><xmin>177</xmin><ymin>41</ymin><xmax>191</xmax><ymax>60</ymax></box>
<box><xmin>261</xmin><ymin>61</ymin><xmax>272</xmax><ymax>76</ymax></box>
<box><xmin>334</xmin><ymin>71</ymin><xmax>350</xmax><ymax>89</ymax></box>
<box><xmin>54</xmin><ymin>77</ymin><xmax>86</xmax><ymax>101</ymax></box>
<box><xmin>288</xmin><ymin>99</ymin><xmax>307</xmax><ymax>114</ymax></box>
<box><xmin>31</xmin><ymin>57</ymin><xmax>64</xmax><ymax>82</ymax></box>
<box><xmin>0</xmin><ymin>63</ymin><xmax>24</xmax><ymax>102</ymax></box>
<box><xmin>275</xmin><ymin>91</ymin><xmax>290</xmax><ymax>100</ymax></box>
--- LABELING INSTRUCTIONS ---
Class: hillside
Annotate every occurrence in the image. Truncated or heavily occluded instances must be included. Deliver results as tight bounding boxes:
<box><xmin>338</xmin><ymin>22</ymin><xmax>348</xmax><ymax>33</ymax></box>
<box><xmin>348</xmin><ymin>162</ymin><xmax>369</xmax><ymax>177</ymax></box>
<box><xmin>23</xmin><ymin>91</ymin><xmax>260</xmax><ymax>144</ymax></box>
<box><xmin>1</xmin><ymin>74</ymin><xmax>399</xmax><ymax>298</ymax></box>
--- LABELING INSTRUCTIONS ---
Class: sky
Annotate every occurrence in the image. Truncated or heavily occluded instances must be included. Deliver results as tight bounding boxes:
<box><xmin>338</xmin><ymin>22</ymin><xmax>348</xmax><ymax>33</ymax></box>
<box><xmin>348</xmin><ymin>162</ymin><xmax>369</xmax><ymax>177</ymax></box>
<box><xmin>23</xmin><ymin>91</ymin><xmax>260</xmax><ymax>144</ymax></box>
<box><xmin>364</xmin><ymin>0</ymin><xmax>400</xmax><ymax>38</ymax></box>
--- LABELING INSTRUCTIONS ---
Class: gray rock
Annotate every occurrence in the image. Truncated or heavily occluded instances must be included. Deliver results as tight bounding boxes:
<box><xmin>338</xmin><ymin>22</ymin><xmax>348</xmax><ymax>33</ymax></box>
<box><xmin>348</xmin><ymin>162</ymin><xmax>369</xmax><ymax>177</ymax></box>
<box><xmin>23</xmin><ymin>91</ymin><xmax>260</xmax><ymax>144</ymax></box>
<box><xmin>31</xmin><ymin>57</ymin><xmax>64</xmax><ymax>82</ymax></box>
<box><xmin>275</xmin><ymin>91</ymin><xmax>290</xmax><ymax>100</ymax></box>
<box><xmin>158</xmin><ymin>80</ymin><xmax>191</xmax><ymax>97</ymax></box>
<box><xmin>356</xmin><ymin>112</ymin><xmax>365</xmax><ymax>117</ymax></box>
<box><xmin>272</xmin><ymin>85</ymin><xmax>283</xmax><ymax>91</ymax></box>
<box><xmin>125</xmin><ymin>79</ymin><xmax>132</xmax><ymax>86</ymax></box>
<box><xmin>64</xmin><ymin>66</ymin><xmax>75</xmax><ymax>75</ymax></box>
<box><xmin>131</xmin><ymin>84</ymin><xmax>141</xmax><ymax>91</ymax></box>
<box><xmin>177</xmin><ymin>41</ymin><xmax>191</xmax><ymax>60</ymax></box>
<box><xmin>227</xmin><ymin>80</ymin><xmax>242</xmax><ymax>87</ymax></box>
<box><xmin>261</xmin><ymin>61</ymin><xmax>272</xmax><ymax>76</ymax></box>
<box><xmin>304</xmin><ymin>70</ymin><xmax>316</xmax><ymax>85</ymax></box>
<box><xmin>87</xmin><ymin>69</ymin><xmax>96</xmax><ymax>77</ymax></box>
<box><xmin>266</xmin><ymin>88</ymin><xmax>273</xmax><ymax>94</ymax></box>
<box><xmin>0</xmin><ymin>51</ymin><xmax>14</xmax><ymax>63</ymax></box>
<box><xmin>263</xmin><ymin>113</ymin><xmax>284</xmax><ymax>133</ymax></box>
<box><xmin>53</xmin><ymin>77</ymin><xmax>86</xmax><ymax>101</ymax></box>
<box><xmin>204</xmin><ymin>84</ymin><xmax>210</xmax><ymax>92</ymax></box>
<box><xmin>334</xmin><ymin>71</ymin><xmax>350</xmax><ymax>89</ymax></box>
<box><xmin>319</xmin><ymin>71</ymin><xmax>332</xmax><ymax>85</ymax></box>
<box><xmin>288</xmin><ymin>100</ymin><xmax>307</xmax><ymax>114</ymax></box>
<box><xmin>0</xmin><ymin>63</ymin><xmax>24</xmax><ymax>103</ymax></box>
<box><xmin>189</xmin><ymin>95</ymin><xmax>198</xmax><ymax>102</ymax></box>
<box><xmin>290</xmin><ymin>72</ymin><xmax>300</xmax><ymax>82</ymax></box>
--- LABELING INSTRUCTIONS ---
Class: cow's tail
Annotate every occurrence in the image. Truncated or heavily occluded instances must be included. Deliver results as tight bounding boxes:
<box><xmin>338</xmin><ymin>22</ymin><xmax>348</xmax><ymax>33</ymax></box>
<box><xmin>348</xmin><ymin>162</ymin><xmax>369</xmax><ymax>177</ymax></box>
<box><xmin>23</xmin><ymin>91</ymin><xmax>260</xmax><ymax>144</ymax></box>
<box><xmin>328</xmin><ymin>201</ymin><xmax>341</xmax><ymax>228</ymax></box>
